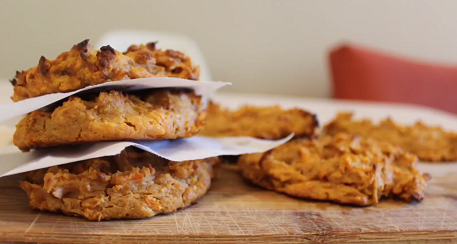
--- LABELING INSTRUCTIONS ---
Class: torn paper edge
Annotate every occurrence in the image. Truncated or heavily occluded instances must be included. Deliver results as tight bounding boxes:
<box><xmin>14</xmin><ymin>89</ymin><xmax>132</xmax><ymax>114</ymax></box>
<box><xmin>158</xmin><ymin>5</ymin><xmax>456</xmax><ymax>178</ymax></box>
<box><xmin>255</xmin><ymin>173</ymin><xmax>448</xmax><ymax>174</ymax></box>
<box><xmin>0</xmin><ymin>134</ymin><xmax>293</xmax><ymax>177</ymax></box>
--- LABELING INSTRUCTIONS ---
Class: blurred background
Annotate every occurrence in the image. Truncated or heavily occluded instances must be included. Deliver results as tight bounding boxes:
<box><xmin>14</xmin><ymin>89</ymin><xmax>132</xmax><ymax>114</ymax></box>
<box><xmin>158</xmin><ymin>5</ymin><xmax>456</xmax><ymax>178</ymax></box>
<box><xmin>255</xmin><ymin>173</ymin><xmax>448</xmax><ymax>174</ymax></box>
<box><xmin>1</xmin><ymin>0</ymin><xmax>457</xmax><ymax>112</ymax></box>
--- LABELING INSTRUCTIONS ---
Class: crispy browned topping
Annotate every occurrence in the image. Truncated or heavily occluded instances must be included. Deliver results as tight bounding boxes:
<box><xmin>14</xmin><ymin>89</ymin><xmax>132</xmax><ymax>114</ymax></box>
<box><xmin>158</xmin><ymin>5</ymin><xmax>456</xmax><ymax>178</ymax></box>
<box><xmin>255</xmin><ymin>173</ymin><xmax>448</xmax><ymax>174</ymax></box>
<box><xmin>14</xmin><ymin>89</ymin><xmax>206</xmax><ymax>150</ymax></box>
<box><xmin>20</xmin><ymin>148</ymin><xmax>220</xmax><ymax>221</ymax></box>
<box><xmin>124</xmin><ymin>42</ymin><xmax>200</xmax><ymax>80</ymax></box>
<box><xmin>324</xmin><ymin>112</ymin><xmax>457</xmax><ymax>162</ymax></box>
<box><xmin>238</xmin><ymin>133</ymin><xmax>429</xmax><ymax>206</ymax></box>
<box><xmin>199</xmin><ymin>102</ymin><xmax>318</xmax><ymax>139</ymax></box>
<box><xmin>11</xmin><ymin>40</ymin><xmax>200</xmax><ymax>101</ymax></box>
<box><xmin>12</xmin><ymin>40</ymin><xmax>149</xmax><ymax>101</ymax></box>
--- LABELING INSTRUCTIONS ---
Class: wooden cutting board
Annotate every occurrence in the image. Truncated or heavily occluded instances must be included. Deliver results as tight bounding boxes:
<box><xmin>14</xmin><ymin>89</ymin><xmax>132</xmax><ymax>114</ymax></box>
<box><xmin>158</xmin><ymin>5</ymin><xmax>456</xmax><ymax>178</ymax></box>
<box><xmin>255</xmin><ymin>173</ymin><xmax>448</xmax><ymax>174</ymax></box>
<box><xmin>0</xmin><ymin>164</ymin><xmax>456</xmax><ymax>243</ymax></box>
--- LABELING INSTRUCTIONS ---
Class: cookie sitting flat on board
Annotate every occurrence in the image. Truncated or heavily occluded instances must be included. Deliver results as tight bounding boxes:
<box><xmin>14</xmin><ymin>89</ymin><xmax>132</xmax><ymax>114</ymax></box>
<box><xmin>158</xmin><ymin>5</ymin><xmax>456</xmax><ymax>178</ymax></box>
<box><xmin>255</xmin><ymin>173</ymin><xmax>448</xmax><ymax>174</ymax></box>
<box><xmin>323</xmin><ymin>112</ymin><xmax>457</xmax><ymax>162</ymax></box>
<box><xmin>20</xmin><ymin>147</ymin><xmax>220</xmax><ymax>221</ymax></box>
<box><xmin>238</xmin><ymin>133</ymin><xmax>429</xmax><ymax>206</ymax></box>
<box><xmin>199</xmin><ymin>102</ymin><xmax>318</xmax><ymax>139</ymax></box>
<box><xmin>14</xmin><ymin>89</ymin><xmax>206</xmax><ymax>150</ymax></box>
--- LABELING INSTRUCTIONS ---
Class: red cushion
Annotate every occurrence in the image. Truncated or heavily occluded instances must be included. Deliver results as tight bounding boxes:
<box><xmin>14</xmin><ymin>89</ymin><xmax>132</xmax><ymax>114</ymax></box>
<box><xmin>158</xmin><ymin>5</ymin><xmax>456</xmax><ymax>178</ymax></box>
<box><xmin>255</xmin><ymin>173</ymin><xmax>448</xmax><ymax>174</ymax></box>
<box><xmin>329</xmin><ymin>44</ymin><xmax>457</xmax><ymax>114</ymax></box>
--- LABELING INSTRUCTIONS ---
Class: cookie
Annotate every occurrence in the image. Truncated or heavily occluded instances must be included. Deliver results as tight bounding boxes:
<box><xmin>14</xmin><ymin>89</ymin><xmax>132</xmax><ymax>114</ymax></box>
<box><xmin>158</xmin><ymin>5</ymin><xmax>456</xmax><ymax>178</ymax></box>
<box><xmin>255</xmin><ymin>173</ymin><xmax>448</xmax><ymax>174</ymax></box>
<box><xmin>238</xmin><ymin>133</ymin><xmax>429</xmax><ymax>206</ymax></box>
<box><xmin>11</xmin><ymin>40</ymin><xmax>199</xmax><ymax>101</ymax></box>
<box><xmin>324</xmin><ymin>112</ymin><xmax>457</xmax><ymax>162</ymax></box>
<box><xmin>124</xmin><ymin>42</ymin><xmax>200</xmax><ymax>80</ymax></box>
<box><xmin>20</xmin><ymin>148</ymin><xmax>220</xmax><ymax>221</ymax></box>
<box><xmin>199</xmin><ymin>102</ymin><xmax>318</xmax><ymax>139</ymax></box>
<box><xmin>14</xmin><ymin>89</ymin><xmax>206</xmax><ymax>150</ymax></box>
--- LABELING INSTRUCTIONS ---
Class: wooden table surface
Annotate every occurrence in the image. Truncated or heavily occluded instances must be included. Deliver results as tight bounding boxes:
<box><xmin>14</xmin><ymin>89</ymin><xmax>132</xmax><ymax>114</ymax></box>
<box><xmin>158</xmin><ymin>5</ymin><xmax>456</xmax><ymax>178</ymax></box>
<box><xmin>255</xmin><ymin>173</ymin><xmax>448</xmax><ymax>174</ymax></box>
<box><xmin>1</xmin><ymin>91</ymin><xmax>457</xmax><ymax>243</ymax></box>
<box><xmin>0</xmin><ymin>163</ymin><xmax>456</xmax><ymax>243</ymax></box>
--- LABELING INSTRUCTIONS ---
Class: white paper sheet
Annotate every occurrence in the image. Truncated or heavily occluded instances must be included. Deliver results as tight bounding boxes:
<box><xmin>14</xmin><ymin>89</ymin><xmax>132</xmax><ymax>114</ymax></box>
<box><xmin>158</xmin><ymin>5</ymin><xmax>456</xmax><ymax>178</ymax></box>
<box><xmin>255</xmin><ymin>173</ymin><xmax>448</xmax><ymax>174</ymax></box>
<box><xmin>0</xmin><ymin>77</ymin><xmax>230</xmax><ymax>123</ymax></box>
<box><xmin>0</xmin><ymin>134</ymin><xmax>293</xmax><ymax>177</ymax></box>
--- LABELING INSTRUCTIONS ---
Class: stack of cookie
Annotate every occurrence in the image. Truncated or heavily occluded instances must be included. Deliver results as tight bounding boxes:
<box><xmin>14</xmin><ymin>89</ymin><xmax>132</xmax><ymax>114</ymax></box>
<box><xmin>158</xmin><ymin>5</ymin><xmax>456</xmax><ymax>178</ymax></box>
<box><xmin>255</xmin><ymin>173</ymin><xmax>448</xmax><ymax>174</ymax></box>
<box><xmin>11</xmin><ymin>40</ymin><xmax>220</xmax><ymax>221</ymax></box>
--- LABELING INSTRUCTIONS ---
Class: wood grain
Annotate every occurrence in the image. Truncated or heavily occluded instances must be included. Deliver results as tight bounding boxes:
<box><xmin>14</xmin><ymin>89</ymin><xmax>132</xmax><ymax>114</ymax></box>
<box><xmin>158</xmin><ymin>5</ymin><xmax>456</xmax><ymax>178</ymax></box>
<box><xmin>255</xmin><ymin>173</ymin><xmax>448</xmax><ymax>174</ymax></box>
<box><xmin>0</xmin><ymin>164</ymin><xmax>456</xmax><ymax>243</ymax></box>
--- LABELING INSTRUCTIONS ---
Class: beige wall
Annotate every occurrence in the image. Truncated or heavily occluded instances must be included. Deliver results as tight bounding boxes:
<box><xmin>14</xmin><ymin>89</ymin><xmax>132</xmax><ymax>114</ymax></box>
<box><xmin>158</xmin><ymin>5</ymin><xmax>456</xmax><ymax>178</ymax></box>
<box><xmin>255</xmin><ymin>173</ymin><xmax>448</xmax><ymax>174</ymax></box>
<box><xmin>1</xmin><ymin>0</ymin><xmax>457</xmax><ymax>97</ymax></box>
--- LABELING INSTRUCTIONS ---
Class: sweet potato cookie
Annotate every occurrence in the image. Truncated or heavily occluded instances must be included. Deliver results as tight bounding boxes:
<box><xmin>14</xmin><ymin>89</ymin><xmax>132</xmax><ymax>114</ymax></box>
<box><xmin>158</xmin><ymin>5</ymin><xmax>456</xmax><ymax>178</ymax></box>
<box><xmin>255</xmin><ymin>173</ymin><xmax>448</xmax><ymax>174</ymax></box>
<box><xmin>238</xmin><ymin>133</ymin><xmax>429</xmax><ymax>206</ymax></box>
<box><xmin>20</xmin><ymin>148</ymin><xmax>220</xmax><ymax>221</ymax></box>
<box><xmin>14</xmin><ymin>89</ymin><xmax>205</xmax><ymax>150</ymax></box>
<box><xmin>124</xmin><ymin>42</ymin><xmax>200</xmax><ymax>80</ymax></box>
<box><xmin>199</xmin><ymin>102</ymin><xmax>318</xmax><ymax>139</ymax></box>
<box><xmin>324</xmin><ymin>112</ymin><xmax>457</xmax><ymax>162</ymax></box>
<box><xmin>11</xmin><ymin>40</ymin><xmax>199</xmax><ymax>101</ymax></box>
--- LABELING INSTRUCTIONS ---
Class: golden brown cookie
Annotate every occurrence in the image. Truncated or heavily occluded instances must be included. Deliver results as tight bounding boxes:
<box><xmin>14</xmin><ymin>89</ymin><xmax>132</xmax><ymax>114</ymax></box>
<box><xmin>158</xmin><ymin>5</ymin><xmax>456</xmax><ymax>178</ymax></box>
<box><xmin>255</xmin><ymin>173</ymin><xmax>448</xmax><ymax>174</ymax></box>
<box><xmin>199</xmin><ymin>102</ymin><xmax>318</xmax><ymax>139</ymax></box>
<box><xmin>323</xmin><ymin>112</ymin><xmax>457</xmax><ymax>162</ymax></box>
<box><xmin>11</xmin><ymin>40</ymin><xmax>200</xmax><ymax>101</ymax></box>
<box><xmin>14</xmin><ymin>89</ymin><xmax>206</xmax><ymax>150</ymax></box>
<box><xmin>124</xmin><ymin>42</ymin><xmax>200</xmax><ymax>80</ymax></box>
<box><xmin>238</xmin><ymin>133</ymin><xmax>429</xmax><ymax>206</ymax></box>
<box><xmin>20</xmin><ymin>148</ymin><xmax>220</xmax><ymax>221</ymax></box>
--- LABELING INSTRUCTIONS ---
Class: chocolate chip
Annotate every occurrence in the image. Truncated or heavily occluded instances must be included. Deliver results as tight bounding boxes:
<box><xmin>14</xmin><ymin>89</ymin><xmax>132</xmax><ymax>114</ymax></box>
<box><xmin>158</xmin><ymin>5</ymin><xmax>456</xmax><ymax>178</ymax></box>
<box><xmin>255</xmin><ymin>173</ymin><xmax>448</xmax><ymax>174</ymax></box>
<box><xmin>38</xmin><ymin>56</ymin><xmax>49</xmax><ymax>75</ymax></box>
<box><xmin>100</xmin><ymin>45</ymin><xmax>116</xmax><ymax>55</ymax></box>
<box><xmin>147</xmin><ymin>41</ymin><xmax>157</xmax><ymax>51</ymax></box>
<box><xmin>9</xmin><ymin>78</ymin><xmax>17</xmax><ymax>86</ymax></box>
<box><xmin>77</xmin><ymin>39</ymin><xmax>90</xmax><ymax>50</ymax></box>
<box><xmin>172</xmin><ymin>67</ymin><xmax>183</xmax><ymax>74</ymax></box>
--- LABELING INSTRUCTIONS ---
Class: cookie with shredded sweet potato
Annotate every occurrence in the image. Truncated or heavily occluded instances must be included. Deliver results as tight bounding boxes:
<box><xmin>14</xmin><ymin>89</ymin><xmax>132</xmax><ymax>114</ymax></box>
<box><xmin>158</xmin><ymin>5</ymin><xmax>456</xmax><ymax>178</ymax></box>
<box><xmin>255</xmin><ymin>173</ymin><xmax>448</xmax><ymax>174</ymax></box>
<box><xmin>20</xmin><ymin>148</ymin><xmax>220</xmax><ymax>221</ymax></box>
<box><xmin>324</xmin><ymin>112</ymin><xmax>457</xmax><ymax>162</ymax></box>
<box><xmin>14</xmin><ymin>89</ymin><xmax>205</xmax><ymax>150</ymax></box>
<box><xmin>11</xmin><ymin>40</ymin><xmax>200</xmax><ymax>101</ymax></box>
<box><xmin>238</xmin><ymin>133</ymin><xmax>429</xmax><ymax>206</ymax></box>
<box><xmin>124</xmin><ymin>42</ymin><xmax>200</xmax><ymax>80</ymax></box>
<box><xmin>200</xmin><ymin>102</ymin><xmax>318</xmax><ymax>139</ymax></box>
